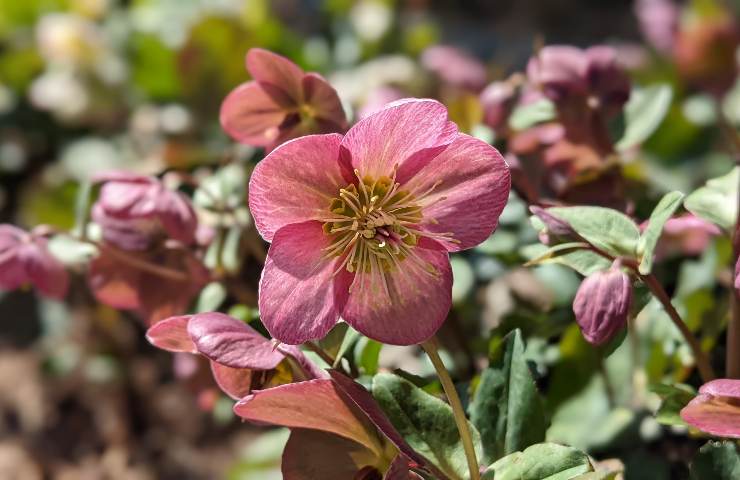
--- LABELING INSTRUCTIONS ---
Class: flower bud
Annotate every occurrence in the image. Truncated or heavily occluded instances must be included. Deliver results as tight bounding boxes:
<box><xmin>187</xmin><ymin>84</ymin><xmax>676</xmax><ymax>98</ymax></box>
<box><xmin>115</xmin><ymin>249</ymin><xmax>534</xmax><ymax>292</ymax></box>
<box><xmin>480</xmin><ymin>81</ymin><xmax>517</xmax><ymax>130</ymax></box>
<box><xmin>573</xmin><ymin>260</ymin><xmax>632</xmax><ymax>345</ymax></box>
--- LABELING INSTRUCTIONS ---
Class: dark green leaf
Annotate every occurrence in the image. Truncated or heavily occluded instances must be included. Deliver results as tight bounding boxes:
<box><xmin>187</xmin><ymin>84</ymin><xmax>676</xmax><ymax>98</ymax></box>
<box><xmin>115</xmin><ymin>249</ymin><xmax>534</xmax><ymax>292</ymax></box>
<box><xmin>650</xmin><ymin>383</ymin><xmax>696</xmax><ymax>426</ymax></box>
<box><xmin>638</xmin><ymin>191</ymin><xmax>685</xmax><ymax>274</ymax></box>
<box><xmin>482</xmin><ymin>443</ymin><xmax>594</xmax><ymax>480</ymax></box>
<box><xmin>690</xmin><ymin>441</ymin><xmax>740</xmax><ymax>480</ymax></box>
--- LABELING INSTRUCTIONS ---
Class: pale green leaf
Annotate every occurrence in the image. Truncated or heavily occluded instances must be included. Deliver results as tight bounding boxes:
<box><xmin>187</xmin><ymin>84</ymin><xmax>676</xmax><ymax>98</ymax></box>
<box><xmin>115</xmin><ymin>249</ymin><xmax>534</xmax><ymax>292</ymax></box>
<box><xmin>638</xmin><ymin>191</ymin><xmax>685</xmax><ymax>274</ymax></box>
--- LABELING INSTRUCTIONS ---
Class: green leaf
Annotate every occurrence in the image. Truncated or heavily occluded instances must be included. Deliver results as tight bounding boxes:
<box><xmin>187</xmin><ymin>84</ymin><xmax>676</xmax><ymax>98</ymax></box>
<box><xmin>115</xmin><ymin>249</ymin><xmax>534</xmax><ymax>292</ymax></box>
<box><xmin>509</xmin><ymin>98</ymin><xmax>556</xmax><ymax>130</ymax></box>
<box><xmin>372</xmin><ymin>373</ymin><xmax>483</xmax><ymax>480</ymax></box>
<box><xmin>650</xmin><ymin>383</ymin><xmax>695</xmax><ymax>426</ymax></box>
<box><xmin>73</xmin><ymin>180</ymin><xmax>92</xmax><ymax>238</ymax></box>
<box><xmin>524</xmin><ymin>242</ymin><xmax>591</xmax><ymax>266</ymax></box>
<box><xmin>638</xmin><ymin>191</ymin><xmax>685</xmax><ymax>274</ymax></box>
<box><xmin>331</xmin><ymin>324</ymin><xmax>361</xmax><ymax>368</ymax></box>
<box><xmin>355</xmin><ymin>336</ymin><xmax>382</xmax><ymax>375</ymax></box>
<box><xmin>615</xmin><ymin>84</ymin><xmax>673</xmax><ymax>151</ymax></box>
<box><xmin>684</xmin><ymin>167</ymin><xmax>739</xmax><ymax>230</ymax></box>
<box><xmin>546</xmin><ymin>207</ymin><xmax>640</xmax><ymax>258</ymax></box>
<box><xmin>196</xmin><ymin>282</ymin><xmax>227</xmax><ymax>313</ymax></box>
<box><xmin>521</xmin><ymin>244</ymin><xmax>612</xmax><ymax>276</ymax></box>
<box><xmin>690</xmin><ymin>441</ymin><xmax>740</xmax><ymax>480</ymax></box>
<box><xmin>483</xmin><ymin>443</ymin><xmax>594</xmax><ymax>480</ymax></box>
<box><xmin>469</xmin><ymin>329</ymin><xmax>547</xmax><ymax>464</ymax></box>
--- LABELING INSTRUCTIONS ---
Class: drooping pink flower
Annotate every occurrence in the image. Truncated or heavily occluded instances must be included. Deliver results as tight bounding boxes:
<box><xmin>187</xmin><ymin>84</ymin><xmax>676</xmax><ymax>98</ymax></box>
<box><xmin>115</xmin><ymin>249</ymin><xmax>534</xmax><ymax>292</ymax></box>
<box><xmin>480</xmin><ymin>80</ymin><xmax>517</xmax><ymax>131</ymax></box>
<box><xmin>573</xmin><ymin>259</ymin><xmax>633</xmax><ymax>345</ymax></box>
<box><xmin>234</xmin><ymin>370</ymin><xmax>433</xmax><ymax>479</ymax></box>
<box><xmin>220</xmin><ymin>48</ymin><xmax>347</xmax><ymax>150</ymax></box>
<box><xmin>92</xmin><ymin>171</ymin><xmax>197</xmax><ymax>250</ymax></box>
<box><xmin>680</xmin><ymin>379</ymin><xmax>740</xmax><ymax>438</ymax></box>
<box><xmin>146</xmin><ymin>312</ymin><xmax>322</xmax><ymax>399</ymax></box>
<box><xmin>0</xmin><ymin>225</ymin><xmax>69</xmax><ymax>299</ymax></box>
<box><xmin>634</xmin><ymin>0</ymin><xmax>679</xmax><ymax>54</ymax></box>
<box><xmin>421</xmin><ymin>45</ymin><xmax>488</xmax><ymax>91</ymax></box>
<box><xmin>249</xmin><ymin>99</ymin><xmax>510</xmax><ymax>345</ymax></box>
<box><xmin>639</xmin><ymin>214</ymin><xmax>721</xmax><ymax>260</ymax></box>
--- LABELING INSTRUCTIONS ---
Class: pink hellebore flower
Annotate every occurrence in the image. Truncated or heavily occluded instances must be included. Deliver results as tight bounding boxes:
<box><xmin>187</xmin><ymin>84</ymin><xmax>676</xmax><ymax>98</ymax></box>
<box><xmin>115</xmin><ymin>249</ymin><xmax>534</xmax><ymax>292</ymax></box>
<box><xmin>640</xmin><ymin>214</ymin><xmax>721</xmax><ymax>260</ymax></box>
<box><xmin>0</xmin><ymin>225</ymin><xmax>69</xmax><ymax>299</ymax></box>
<box><xmin>573</xmin><ymin>260</ymin><xmax>633</xmax><ymax>345</ymax></box>
<box><xmin>92</xmin><ymin>171</ymin><xmax>197</xmax><ymax>251</ymax></box>
<box><xmin>421</xmin><ymin>45</ymin><xmax>488</xmax><ymax>91</ymax></box>
<box><xmin>220</xmin><ymin>48</ymin><xmax>348</xmax><ymax>150</ymax></box>
<box><xmin>235</xmin><ymin>370</ymin><xmax>433</xmax><ymax>479</ymax></box>
<box><xmin>249</xmin><ymin>99</ymin><xmax>510</xmax><ymax>345</ymax></box>
<box><xmin>146</xmin><ymin>312</ymin><xmax>322</xmax><ymax>399</ymax></box>
<box><xmin>480</xmin><ymin>80</ymin><xmax>517</xmax><ymax>131</ymax></box>
<box><xmin>680</xmin><ymin>379</ymin><xmax>740</xmax><ymax>438</ymax></box>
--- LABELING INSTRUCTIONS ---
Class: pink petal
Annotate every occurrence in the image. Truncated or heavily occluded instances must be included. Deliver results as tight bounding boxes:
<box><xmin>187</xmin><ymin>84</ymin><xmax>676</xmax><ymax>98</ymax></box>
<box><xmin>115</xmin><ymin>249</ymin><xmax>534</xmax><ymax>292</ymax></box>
<box><xmin>97</xmin><ymin>180</ymin><xmax>158</xmax><ymax>218</ymax></box>
<box><xmin>19</xmin><ymin>241</ymin><xmax>69</xmax><ymax>299</ymax></box>
<box><xmin>156</xmin><ymin>190</ymin><xmax>197</xmax><ymax>245</ymax></box>
<box><xmin>145</xmin><ymin>315</ymin><xmax>198</xmax><ymax>353</ymax></box>
<box><xmin>259</xmin><ymin>221</ymin><xmax>349</xmax><ymax>345</ymax></box>
<box><xmin>341</xmin><ymin>243</ymin><xmax>452</xmax><ymax>345</ymax></box>
<box><xmin>302</xmin><ymin>72</ymin><xmax>347</xmax><ymax>131</ymax></box>
<box><xmin>277</xmin><ymin>344</ymin><xmax>329</xmax><ymax>379</ymax></box>
<box><xmin>187</xmin><ymin>312</ymin><xmax>284</xmax><ymax>370</ymax></box>
<box><xmin>384</xmin><ymin>455</ymin><xmax>415</xmax><ymax>480</ymax></box>
<box><xmin>339</xmin><ymin>99</ymin><xmax>458</xmax><ymax>183</ymax></box>
<box><xmin>246</xmin><ymin>48</ymin><xmax>304</xmax><ymax>104</ymax></box>
<box><xmin>248</xmin><ymin>133</ymin><xmax>345</xmax><ymax>241</ymax></box>
<box><xmin>88</xmin><ymin>253</ymin><xmax>141</xmax><ymax>310</ymax></box>
<box><xmin>233</xmin><ymin>379</ymin><xmax>382</xmax><ymax>452</ymax></box>
<box><xmin>0</xmin><ymin>253</ymin><xmax>27</xmax><ymax>291</ymax></box>
<box><xmin>210</xmin><ymin>361</ymin><xmax>254</xmax><ymax>400</ymax></box>
<box><xmin>219</xmin><ymin>81</ymin><xmax>286</xmax><ymax>147</ymax></box>
<box><xmin>681</xmin><ymin>379</ymin><xmax>740</xmax><ymax>438</ymax></box>
<box><xmin>282</xmin><ymin>429</ymin><xmax>381</xmax><ymax>480</ymax></box>
<box><xmin>402</xmin><ymin>134</ymin><xmax>511</xmax><ymax>251</ymax></box>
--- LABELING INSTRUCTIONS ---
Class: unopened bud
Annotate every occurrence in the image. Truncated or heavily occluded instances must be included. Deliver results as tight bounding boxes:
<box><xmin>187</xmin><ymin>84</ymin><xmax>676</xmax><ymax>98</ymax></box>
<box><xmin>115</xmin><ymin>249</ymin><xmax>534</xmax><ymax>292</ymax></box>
<box><xmin>573</xmin><ymin>260</ymin><xmax>632</xmax><ymax>345</ymax></box>
<box><xmin>530</xmin><ymin>206</ymin><xmax>575</xmax><ymax>245</ymax></box>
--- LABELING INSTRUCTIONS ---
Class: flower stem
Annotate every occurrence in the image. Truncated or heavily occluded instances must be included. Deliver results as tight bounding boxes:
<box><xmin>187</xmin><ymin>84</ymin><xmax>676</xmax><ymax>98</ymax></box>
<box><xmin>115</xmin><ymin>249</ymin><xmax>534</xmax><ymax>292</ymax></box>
<box><xmin>641</xmin><ymin>273</ymin><xmax>715</xmax><ymax>382</ymax></box>
<box><xmin>422</xmin><ymin>337</ymin><xmax>480</xmax><ymax>480</ymax></box>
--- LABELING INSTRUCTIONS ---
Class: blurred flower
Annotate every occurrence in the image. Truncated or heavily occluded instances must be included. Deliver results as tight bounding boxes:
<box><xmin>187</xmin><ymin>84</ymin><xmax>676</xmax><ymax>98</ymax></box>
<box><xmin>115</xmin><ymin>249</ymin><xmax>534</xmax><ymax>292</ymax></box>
<box><xmin>234</xmin><ymin>371</ymin><xmax>430</xmax><ymax>479</ymax></box>
<box><xmin>480</xmin><ymin>80</ymin><xmax>517</xmax><ymax>131</ymax></box>
<box><xmin>91</xmin><ymin>171</ymin><xmax>198</xmax><ymax>251</ymax></box>
<box><xmin>421</xmin><ymin>45</ymin><xmax>487</xmax><ymax>91</ymax></box>
<box><xmin>357</xmin><ymin>85</ymin><xmax>405</xmax><ymax>119</ymax></box>
<box><xmin>330</xmin><ymin>55</ymin><xmax>420</xmax><ymax>106</ymax></box>
<box><xmin>0</xmin><ymin>225</ymin><xmax>69</xmax><ymax>300</ymax></box>
<box><xmin>29</xmin><ymin>69</ymin><xmax>89</xmax><ymax>121</ymax></box>
<box><xmin>36</xmin><ymin>13</ymin><xmax>104</xmax><ymax>67</ymax></box>
<box><xmin>350</xmin><ymin>0</ymin><xmax>393</xmax><ymax>42</ymax></box>
<box><xmin>573</xmin><ymin>259</ymin><xmax>632</xmax><ymax>345</ymax></box>
<box><xmin>680</xmin><ymin>379</ymin><xmax>740</xmax><ymax>438</ymax></box>
<box><xmin>249</xmin><ymin>99</ymin><xmax>510</xmax><ymax>345</ymax></box>
<box><xmin>146</xmin><ymin>312</ymin><xmax>321</xmax><ymax>399</ymax></box>
<box><xmin>88</xmin><ymin>243</ymin><xmax>208</xmax><ymax>324</ymax></box>
<box><xmin>634</xmin><ymin>0</ymin><xmax>679</xmax><ymax>54</ymax></box>
<box><xmin>220</xmin><ymin>48</ymin><xmax>347</xmax><ymax>151</ymax></box>
<box><xmin>735</xmin><ymin>256</ymin><xmax>740</xmax><ymax>293</ymax></box>
<box><xmin>640</xmin><ymin>214</ymin><xmax>721</xmax><ymax>260</ymax></box>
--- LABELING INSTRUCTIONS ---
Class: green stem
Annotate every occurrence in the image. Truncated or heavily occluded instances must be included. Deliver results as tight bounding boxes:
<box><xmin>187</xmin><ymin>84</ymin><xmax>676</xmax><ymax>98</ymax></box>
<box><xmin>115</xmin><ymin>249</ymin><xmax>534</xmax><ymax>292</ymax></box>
<box><xmin>422</xmin><ymin>337</ymin><xmax>480</xmax><ymax>480</ymax></box>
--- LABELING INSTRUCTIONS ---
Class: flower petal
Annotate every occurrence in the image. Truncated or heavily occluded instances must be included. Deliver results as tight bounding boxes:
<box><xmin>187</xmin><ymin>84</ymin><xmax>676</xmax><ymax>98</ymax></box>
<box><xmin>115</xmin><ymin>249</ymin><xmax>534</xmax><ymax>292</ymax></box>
<box><xmin>210</xmin><ymin>361</ymin><xmax>254</xmax><ymax>400</ymax></box>
<box><xmin>220</xmin><ymin>81</ymin><xmax>286</xmax><ymax>147</ymax></box>
<box><xmin>248</xmin><ymin>133</ymin><xmax>345</xmax><ymax>242</ymax></box>
<box><xmin>403</xmin><ymin>133</ymin><xmax>511</xmax><ymax>251</ymax></box>
<box><xmin>187</xmin><ymin>312</ymin><xmax>284</xmax><ymax>370</ymax></box>
<box><xmin>680</xmin><ymin>379</ymin><xmax>740</xmax><ymax>439</ymax></box>
<box><xmin>88</xmin><ymin>252</ymin><xmax>141</xmax><ymax>309</ymax></box>
<box><xmin>302</xmin><ymin>72</ymin><xmax>347</xmax><ymax>131</ymax></box>
<box><xmin>145</xmin><ymin>315</ymin><xmax>198</xmax><ymax>353</ymax></box>
<box><xmin>246</xmin><ymin>48</ymin><xmax>304</xmax><ymax>104</ymax></box>
<box><xmin>339</xmin><ymin>99</ymin><xmax>457</xmax><ymax>183</ymax></box>
<box><xmin>156</xmin><ymin>190</ymin><xmax>197</xmax><ymax>245</ymax></box>
<box><xmin>259</xmin><ymin>221</ymin><xmax>349</xmax><ymax>344</ymax></box>
<box><xmin>282</xmin><ymin>429</ymin><xmax>380</xmax><ymax>480</ymax></box>
<box><xmin>341</xmin><ymin>244</ymin><xmax>452</xmax><ymax>345</ymax></box>
<box><xmin>19</xmin><ymin>241</ymin><xmax>69</xmax><ymax>299</ymax></box>
<box><xmin>233</xmin><ymin>379</ymin><xmax>382</xmax><ymax>452</ymax></box>
<box><xmin>699</xmin><ymin>379</ymin><xmax>740</xmax><ymax>398</ymax></box>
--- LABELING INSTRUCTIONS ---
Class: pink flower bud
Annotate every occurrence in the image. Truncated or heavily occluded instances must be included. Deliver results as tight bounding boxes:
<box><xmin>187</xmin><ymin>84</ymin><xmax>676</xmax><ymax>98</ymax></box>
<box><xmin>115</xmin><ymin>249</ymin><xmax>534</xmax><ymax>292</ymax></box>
<box><xmin>480</xmin><ymin>81</ymin><xmax>517</xmax><ymax>130</ymax></box>
<box><xmin>573</xmin><ymin>260</ymin><xmax>632</xmax><ymax>345</ymax></box>
<box><xmin>421</xmin><ymin>45</ymin><xmax>487</xmax><ymax>91</ymax></box>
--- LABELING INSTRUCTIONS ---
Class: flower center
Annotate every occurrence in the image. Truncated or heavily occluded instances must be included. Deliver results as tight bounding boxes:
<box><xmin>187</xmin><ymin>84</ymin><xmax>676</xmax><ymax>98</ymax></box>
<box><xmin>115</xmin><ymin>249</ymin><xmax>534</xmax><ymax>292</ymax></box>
<box><xmin>321</xmin><ymin>168</ymin><xmax>455</xmax><ymax>290</ymax></box>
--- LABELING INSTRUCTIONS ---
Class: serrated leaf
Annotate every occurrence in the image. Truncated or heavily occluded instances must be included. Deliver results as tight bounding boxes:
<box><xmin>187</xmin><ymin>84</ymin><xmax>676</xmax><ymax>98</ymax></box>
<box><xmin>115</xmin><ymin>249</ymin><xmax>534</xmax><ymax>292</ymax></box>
<box><xmin>509</xmin><ymin>98</ymin><xmax>556</xmax><ymax>130</ymax></box>
<box><xmin>470</xmin><ymin>329</ymin><xmax>547</xmax><ymax>464</ymax></box>
<box><xmin>482</xmin><ymin>443</ymin><xmax>594</xmax><ymax>480</ymax></box>
<box><xmin>615</xmin><ymin>84</ymin><xmax>673</xmax><ymax>151</ymax></box>
<box><xmin>372</xmin><ymin>373</ymin><xmax>483</xmax><ymax>480</ymax></box>
<box><xmin>546</xmin><ymin>207</ymin><xmax>640</xmax><ymax>258</ymax></box>
<box><xmin>638</xmin><ymin>191</ymin><xmax>685</xmax><ymax>274</ymax></box>
<box><xmin>690</xmin><ymin>441</ymin><xmax>740</xmax><ymax>480</ymax></box>
<box><xmin>684</xmin><ymin>167</ymin><xmax>739</xmax><ymax>230</ymax></box>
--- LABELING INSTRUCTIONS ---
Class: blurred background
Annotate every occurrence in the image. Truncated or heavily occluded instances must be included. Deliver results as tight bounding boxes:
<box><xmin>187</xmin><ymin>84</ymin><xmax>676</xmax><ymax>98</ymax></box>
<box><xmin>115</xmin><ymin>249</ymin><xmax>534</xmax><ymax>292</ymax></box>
<box><xmin>0</xmin><ymin>0</ymin><xmax>738</xmax><ymax>478</ymax></box>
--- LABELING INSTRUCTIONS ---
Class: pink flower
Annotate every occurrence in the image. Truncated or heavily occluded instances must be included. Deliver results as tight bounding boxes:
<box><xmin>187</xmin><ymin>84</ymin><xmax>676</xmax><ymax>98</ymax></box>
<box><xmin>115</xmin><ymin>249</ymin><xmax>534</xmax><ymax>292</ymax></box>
<box><xmin>573</xmin><ymin>260</ymin><xmax>633</xmax><ymax>345</ymax></box>
<box><xmin>634</xmin><ymin>0</ymin><xmax>679</xmax><ymax>54</ymax></box>
<box><xmin>0</xmin><ymin>225</ymin><xmax>69</xmax><ymax>299</ymax></box>
<box><xmin>249</xmin><ymin>99</ymin><xmax>510</xmax><ymax>345</ymax></box>
<box><xmin>358</xmin><ymin>86</ymin><xmax>406</xmax><ymax>120</ymax></box>
<box><xmin>92</xmin><ymin>171</ymin><xmax>197</xmax><ymax>251</ymax></box>
<box><xmin>480</xmin><ymin>80</ymin><xmax>517</xmax><ymax>131</ymax></box>
<box><xmin>147</xmin><ymin>312</ymin><xmax>322</xmax><ymax>399</ymax></box>
<box><xmin>640</xmin><ymin>214</ymin><xmax>721</xmax><ymax>260</ymax></box>
<box><xmin>680</xmin><ymin>379</ymin><xmax>740</xmax><ymax>438</ymax></box>
<box><xmin>220</xmin><ymin>48</ymin><xmax>347</xmax><ymax>150</ymax></box>
<box><xmin>234</xmin><ymin>370</ymin><xmax>433</xmax><ymax>479</ymax></box>
<box><xmin>421</xmin><ymin>45</ymin><xmax>487</xmax><ymax>91</ymax></box>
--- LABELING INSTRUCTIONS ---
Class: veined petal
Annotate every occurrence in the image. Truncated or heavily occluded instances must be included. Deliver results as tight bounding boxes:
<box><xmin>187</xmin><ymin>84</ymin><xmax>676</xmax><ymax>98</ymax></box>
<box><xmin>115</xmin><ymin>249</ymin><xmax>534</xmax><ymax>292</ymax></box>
<box><xmin>246</xmin><ymin>48</ymin><xmax>304</xmax><ymax>104</ymax></box>
<box><xmin>339</xmin><ymin>99</ymin><xmax>457</xmax><ymax>183</ymax></box>
<box><xmin>233</xmin><ymin>379</ymin><xmax>382</xmax><ymax>452</ymax></box>
<box><xmin>18</xmin><ymin>241</ymin><xmax>68</xmax><ymax>299</ymax></box>
<box><xmin>248</xmin><ymin>134</ymin><xmax>345</xmax><ymax>241</ymax></box>
<box><xmin>210</xmin><ymin>361</ymin><xmax>254</xmax><ymax>400</ymax></box>
<box><xmin>341</xmin><ymin>244</ymin><xmax>452</xmax><ymax>345</ymax></box>
<box><xmin>302</xmin><ymin>72</ymin><xmax>347</xmax><ymax>131</ymax></box>
<box><xmin>220</xmin><ymin>81</ymin><xmax>286</xmax><ymax>147</ymax></box>
<box><xmin>187</xmin><ymin>312</ymin><xmax>284</xmax><ymax>370</ymax></box>
<box><xmin>145</xmin><ymin>315</ymin><xmax>198</xmax><ymax>353</ymax></box>
<box><xmin>403</xmin><ymin>134</ymin><xmax>511</xmax><ymax>251</ymax></box>
<box><xmin>259</xmin><ymin>221</ymin><xmax>348</xmax><ymax>344</ymax></box>
<box><xmin>680</xmin><ymin>379</ymin><xmax>740</xmax><ymax>438</ymax></box>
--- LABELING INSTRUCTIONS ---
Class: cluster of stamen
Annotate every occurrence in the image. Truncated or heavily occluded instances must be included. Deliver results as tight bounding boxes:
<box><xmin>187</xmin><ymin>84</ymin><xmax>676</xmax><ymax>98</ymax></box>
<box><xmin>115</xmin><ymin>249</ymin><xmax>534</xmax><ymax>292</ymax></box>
<box><xmin>322</xmin><ymin>168</ymin><xmax>456</xmax><ymax>291</ymax></box>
